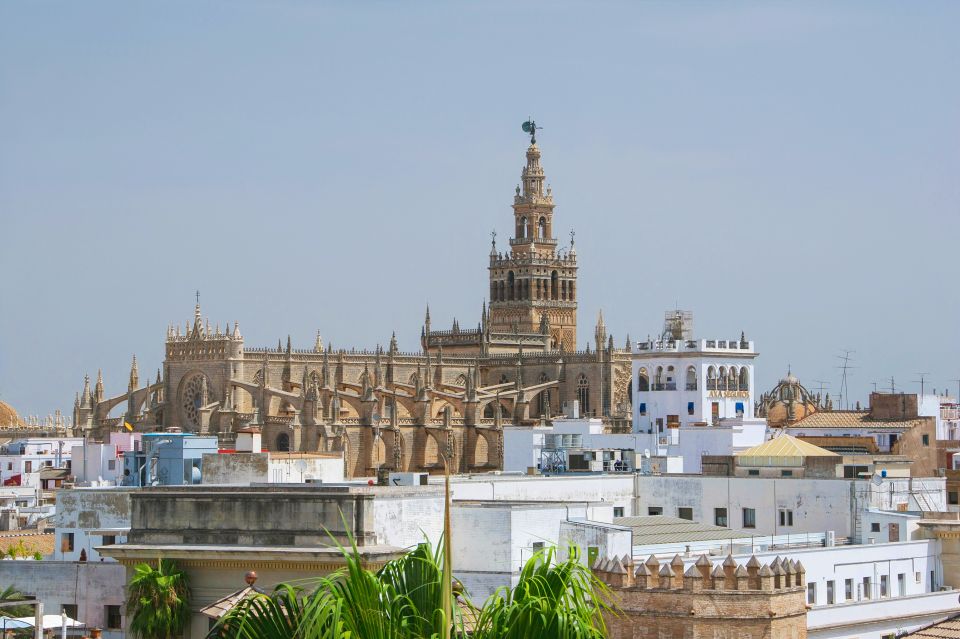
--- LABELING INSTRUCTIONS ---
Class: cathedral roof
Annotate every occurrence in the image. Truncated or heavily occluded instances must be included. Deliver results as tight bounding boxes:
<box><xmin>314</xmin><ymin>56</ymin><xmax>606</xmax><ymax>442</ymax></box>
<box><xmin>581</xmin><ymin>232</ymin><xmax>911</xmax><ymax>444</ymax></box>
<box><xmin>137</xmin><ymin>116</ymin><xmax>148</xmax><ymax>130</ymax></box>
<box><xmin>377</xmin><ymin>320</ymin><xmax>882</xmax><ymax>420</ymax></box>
<box><xmin>0</xmin><ymin>401</ymin><xmax>22</xmax><ymax>428</ymax></box>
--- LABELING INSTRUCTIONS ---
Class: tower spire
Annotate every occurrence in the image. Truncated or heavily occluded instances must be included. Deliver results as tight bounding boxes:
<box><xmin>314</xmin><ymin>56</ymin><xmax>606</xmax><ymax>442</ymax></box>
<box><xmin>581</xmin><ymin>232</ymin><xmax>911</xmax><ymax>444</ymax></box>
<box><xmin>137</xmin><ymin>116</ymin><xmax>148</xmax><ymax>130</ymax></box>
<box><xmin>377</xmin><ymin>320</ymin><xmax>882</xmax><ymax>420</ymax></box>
<box><xmin>128</xmin><ymin>355</ymin><xmax>139</xmax><ymax>391</ymax></box>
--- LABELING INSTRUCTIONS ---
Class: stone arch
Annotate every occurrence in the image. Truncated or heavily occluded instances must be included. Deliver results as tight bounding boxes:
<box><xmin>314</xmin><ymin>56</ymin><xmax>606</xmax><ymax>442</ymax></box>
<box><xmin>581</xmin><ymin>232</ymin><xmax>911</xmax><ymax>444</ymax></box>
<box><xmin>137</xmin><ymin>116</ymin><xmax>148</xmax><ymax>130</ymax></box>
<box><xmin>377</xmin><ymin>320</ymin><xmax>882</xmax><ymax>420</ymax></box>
<box><xmin>481</xmin><ymin>398</ymin><xmax>511</xmax><ymax>419</ymax></box>
<box><xmin>423</xmin><ymin>430</ymin><xmax>441</xmax><ymax>467</ymax></box>
<box><xmin>637</xmin><ymin>368</ymin><xmax>649</xmax><ymax>392</ymax></box>
<box><xmin>372</xmin><ymin>433</ymin><xmax>387</xmax><ymax>469</ymax></box>
<box><xmin>276</xmin><ymin>432</ymin><xmax>290</xmax><ymax>452</ymax></box>
<box><xmin>474</xmin><ymin>432</ymin><xmax>490</xmax><ymax>466</ymax></box>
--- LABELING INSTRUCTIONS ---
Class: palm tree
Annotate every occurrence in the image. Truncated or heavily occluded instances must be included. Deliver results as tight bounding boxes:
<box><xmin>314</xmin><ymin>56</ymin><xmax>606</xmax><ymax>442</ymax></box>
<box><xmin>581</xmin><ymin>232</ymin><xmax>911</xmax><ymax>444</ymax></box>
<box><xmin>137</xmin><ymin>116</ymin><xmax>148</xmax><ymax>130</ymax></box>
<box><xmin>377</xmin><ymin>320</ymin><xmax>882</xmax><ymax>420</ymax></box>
<box><xmin>213</xmin><ymin>539</ymin><xmax>465</xmax><ymax>639</ymax></box>
<box><xmin>127</xmin><ymin>559</ymin><xmax>191</xmax><ymax>639</ymax></box>
<box><xmin>472</xmin><ymin>546</ymin><xmax>612</xmax><ymax>639</ymax></box>
<box><xmin>0</xmin><ymin>585</ymin><xmax>35</xmax><ymax>619</ymax></box>
<box><xmin>210</xmin><ymin>542</ymin><xmax>611</xmax><ymax>639</ymax></box>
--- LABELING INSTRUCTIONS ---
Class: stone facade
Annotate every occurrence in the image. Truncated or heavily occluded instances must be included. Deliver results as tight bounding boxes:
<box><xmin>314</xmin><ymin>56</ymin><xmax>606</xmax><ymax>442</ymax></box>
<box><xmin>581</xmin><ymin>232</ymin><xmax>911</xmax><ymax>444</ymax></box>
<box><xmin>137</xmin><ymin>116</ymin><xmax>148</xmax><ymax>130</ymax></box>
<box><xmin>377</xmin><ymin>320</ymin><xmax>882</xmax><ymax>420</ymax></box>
<box><xmin>594</xmin><ymin>553</ymin><xmax>808</xmax><ymax>639</ymax></box>
<box><xmin>71</xmin><ymin>133</ymin><xmax>633</xmax><ymax>477</ymax></box>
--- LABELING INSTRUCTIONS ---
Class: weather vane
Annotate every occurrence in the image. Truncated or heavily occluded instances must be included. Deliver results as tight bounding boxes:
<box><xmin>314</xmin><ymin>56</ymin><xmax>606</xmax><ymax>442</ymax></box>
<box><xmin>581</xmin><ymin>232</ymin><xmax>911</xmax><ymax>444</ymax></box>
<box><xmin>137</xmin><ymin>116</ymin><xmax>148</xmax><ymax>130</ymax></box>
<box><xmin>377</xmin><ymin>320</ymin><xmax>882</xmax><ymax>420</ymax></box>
<box><xmin>521</xmin><ymin>118</ymin><xmax>542</xmax><ymax>144</ymax></box>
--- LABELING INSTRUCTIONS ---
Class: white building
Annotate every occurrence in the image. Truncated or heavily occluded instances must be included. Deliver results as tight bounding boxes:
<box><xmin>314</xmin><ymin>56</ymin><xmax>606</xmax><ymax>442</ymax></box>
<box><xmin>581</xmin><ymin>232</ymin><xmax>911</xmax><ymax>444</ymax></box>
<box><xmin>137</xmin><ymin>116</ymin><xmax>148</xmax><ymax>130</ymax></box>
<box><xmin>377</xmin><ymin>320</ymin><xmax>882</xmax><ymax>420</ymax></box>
<box><xmin>451</xmin><ymin>500</ymin><xmax>621</xmax><ymax>599</ymax></box>
<box><xmin>71</xmin><ymin>432</ymin><xmax>143</xmax><ymax>486</ymax></box>
<box><xmin>631</xmin><ymin>312</ymin><xmax>767</xmax><ymax>472</ymax></box>
<box><xmin>53</xmin><ymin>488</ymin><xmax>132</xmax><ymax>563</ymax></box>
<box><xmin>0</xmin><ymin>437</ymin><xmax>83</xmax><ymax>487</ymax></box>
<box><xmin>633</xmin><ymin>474</ymin><xmax>946</xmax><ymax>540</ymax></box>
<box><xmin>503</xmin><ymin>417</ymin><xmax>640</xmax><ymax>474</ymax></box>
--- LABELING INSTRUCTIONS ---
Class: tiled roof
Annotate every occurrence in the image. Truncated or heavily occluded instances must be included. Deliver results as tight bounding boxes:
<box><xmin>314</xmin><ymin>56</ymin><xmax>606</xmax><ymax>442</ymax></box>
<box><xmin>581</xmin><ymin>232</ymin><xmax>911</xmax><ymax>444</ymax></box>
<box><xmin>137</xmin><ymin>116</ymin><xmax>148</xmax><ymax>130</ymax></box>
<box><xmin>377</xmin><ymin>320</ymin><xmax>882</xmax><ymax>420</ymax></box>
<box><xmin>737</xmin><ymin>434</ymin><xmax>838</xmax><ymax>459</ymax></box>
<box><xmin>199</xmin><ymin>586</ymin><xmax>264</xmax><ymax>619</ymax></box>
<box><xmin>901</xmin><ymin>613</ymin><xmax>960</xmax><ymax>639</ymax></box>
<box><xmin>613</xmin><ymin>515</ymin><xmax>746</xmax><ymax>543</ymax></box>
<box><xmin>787</xmin><ymin>411</ymin><xmax>928</xmax><ymax>430</ymax></box>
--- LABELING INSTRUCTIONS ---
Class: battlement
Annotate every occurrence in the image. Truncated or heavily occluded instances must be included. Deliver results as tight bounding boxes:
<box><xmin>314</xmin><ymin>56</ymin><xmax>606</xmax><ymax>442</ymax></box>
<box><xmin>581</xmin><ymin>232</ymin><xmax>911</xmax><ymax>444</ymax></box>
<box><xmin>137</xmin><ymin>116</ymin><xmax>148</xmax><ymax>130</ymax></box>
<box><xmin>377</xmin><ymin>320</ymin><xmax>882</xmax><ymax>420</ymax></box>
<box><xmin>596</xmin><ymin>553</ymin><xmax>808</xmax><ymax>639</ymax></box>
<box><xmin>592</xmin><ymin>553</ymin><xmax>805</xmax><ymax>593</ymax></box>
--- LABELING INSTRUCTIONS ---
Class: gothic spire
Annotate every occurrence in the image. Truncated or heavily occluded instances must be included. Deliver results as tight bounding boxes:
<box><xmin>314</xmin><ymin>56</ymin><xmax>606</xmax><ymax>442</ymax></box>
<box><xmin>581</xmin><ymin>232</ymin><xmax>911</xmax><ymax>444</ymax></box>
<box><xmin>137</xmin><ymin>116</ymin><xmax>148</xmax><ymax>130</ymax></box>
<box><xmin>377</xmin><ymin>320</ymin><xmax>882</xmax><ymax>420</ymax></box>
<box><xmin>315</xmin><ymin>330</ymin><xmax>324</xmax><ymax>353</ymax></box>
<box><xmin>94</xmin><ymin>369</ymin><xmax>104</xmax><ymax>403</ymax></box>
<box><xmin>81</xmin><ymin>374</ymin><xmax>92</xmax><ymax>408</ymax></box>
<box><xmin>128</xmin><ymin>355</ymin><xmax>139</xmax><ymax>391</ymax></box>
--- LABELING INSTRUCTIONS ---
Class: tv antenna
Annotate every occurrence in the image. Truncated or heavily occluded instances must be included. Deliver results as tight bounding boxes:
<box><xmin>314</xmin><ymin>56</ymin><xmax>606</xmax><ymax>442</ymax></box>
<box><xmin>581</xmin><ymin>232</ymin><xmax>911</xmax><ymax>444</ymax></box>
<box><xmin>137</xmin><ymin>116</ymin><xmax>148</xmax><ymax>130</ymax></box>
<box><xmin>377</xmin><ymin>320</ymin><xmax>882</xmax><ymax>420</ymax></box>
<box><xmin>912</xmin><ymin>373</ymin><xmax>930</xmax><ymax>396</ymax></box>
<box><xmin>811</xmin><ymin>379</ymin><xmax>831</xmax><ymax>401</ymax></box>
<box><xmin>835</xmin><ymin>350</ymin><xmax>857</xmax><ymax>410</ymax></box>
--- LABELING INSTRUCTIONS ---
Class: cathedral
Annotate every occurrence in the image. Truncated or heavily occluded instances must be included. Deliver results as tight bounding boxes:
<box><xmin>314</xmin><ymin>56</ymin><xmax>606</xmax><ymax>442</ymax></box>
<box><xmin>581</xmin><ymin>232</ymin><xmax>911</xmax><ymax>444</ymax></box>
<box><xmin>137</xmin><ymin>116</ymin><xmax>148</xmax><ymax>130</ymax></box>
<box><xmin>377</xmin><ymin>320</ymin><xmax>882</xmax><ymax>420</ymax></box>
<box><xmin>72</xmin><ymin>129</ymin><xmax>634</xmax><ymax>478</ymax></box>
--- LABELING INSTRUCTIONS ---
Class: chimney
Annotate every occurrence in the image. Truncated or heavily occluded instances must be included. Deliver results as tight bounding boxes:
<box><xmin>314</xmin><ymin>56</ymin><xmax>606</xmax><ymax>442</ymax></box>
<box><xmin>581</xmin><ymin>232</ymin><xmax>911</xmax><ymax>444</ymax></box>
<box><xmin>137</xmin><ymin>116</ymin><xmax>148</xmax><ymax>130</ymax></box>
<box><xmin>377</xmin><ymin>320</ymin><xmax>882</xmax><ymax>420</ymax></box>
<box><xmin>236</xmin><ymin>427</ymin><xmax>262</xmax><ymax>453</ymax></box>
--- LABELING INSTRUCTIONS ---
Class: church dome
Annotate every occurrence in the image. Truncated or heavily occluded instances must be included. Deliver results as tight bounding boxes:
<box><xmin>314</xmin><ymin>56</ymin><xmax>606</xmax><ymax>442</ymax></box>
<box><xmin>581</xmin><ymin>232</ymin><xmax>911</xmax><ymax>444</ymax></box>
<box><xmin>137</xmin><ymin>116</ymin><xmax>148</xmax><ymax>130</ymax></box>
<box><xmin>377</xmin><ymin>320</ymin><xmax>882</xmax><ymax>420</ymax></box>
<box><xmin>757</xmin><ymin>372</ymin><xmax>821</xmax><ymax>427</ymax></box>
<box><xmin>0</xmin><ymin>401</ymin><xmax>22</xmax><ymax>428</ymax></box>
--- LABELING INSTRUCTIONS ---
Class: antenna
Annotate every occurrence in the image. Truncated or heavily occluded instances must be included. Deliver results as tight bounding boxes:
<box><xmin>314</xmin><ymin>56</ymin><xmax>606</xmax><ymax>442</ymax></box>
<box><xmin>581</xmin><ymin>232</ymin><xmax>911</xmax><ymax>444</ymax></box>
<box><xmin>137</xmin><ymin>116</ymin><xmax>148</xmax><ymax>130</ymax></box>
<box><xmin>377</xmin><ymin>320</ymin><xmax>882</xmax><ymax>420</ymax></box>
<box><xmin>912</xmin><ymin>373</ymin><xmax>930</xmax><ymax>396</ymax></box>
<box><xmin>835</xmin><ymin>350</ymin><xmax>857</xmax><ymax>410</ymax></box>
<box><xmin>811</xmin><ymin>380</ymin><xmax>831</xmax><ymax>400</ymax></box>
<box><xmin>888</xmin><ymin>376</ymin><xmax>897</xmax><ymax>394</ymax></box>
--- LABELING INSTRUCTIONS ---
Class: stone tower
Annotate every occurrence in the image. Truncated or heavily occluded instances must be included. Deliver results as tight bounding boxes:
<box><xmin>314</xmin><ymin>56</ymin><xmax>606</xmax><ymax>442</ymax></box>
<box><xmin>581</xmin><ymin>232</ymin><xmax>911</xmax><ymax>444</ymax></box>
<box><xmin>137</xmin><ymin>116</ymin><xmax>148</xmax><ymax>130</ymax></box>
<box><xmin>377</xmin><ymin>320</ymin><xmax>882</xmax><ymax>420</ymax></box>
<box><xmin>488</xmin><ymin>134</ymin><xmax>578</xmax><ymax>350</ymax></box>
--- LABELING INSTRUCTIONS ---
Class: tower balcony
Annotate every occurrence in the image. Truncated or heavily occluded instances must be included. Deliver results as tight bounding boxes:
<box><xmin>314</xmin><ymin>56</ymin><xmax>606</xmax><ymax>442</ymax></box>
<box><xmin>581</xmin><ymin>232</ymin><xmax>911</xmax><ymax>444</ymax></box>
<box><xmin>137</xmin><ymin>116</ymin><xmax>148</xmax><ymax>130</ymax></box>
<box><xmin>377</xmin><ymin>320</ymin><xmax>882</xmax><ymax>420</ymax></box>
<box><xmin>508</xmin><ymin>237</ymin><xmax>558</xmax><ymax>247</ymax></box>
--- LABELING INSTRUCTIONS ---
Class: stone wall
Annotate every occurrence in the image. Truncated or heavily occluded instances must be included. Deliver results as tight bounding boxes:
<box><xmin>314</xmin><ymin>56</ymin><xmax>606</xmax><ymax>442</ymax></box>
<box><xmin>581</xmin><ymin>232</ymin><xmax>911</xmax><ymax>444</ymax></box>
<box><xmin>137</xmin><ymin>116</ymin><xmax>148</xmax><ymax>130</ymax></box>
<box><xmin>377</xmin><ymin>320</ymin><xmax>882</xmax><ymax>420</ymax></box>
<box><xmin>594</xmin><ymin>553</ymin><xmax>807</xmax><ymax>639</ymax></box>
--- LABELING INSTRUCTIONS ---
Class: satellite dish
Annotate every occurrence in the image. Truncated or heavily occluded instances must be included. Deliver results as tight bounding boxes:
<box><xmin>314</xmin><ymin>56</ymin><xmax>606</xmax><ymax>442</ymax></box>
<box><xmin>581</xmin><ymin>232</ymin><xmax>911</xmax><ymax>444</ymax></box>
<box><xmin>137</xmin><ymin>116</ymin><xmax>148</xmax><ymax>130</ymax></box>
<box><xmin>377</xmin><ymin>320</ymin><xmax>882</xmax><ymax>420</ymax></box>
<box><xmin>296</xmin><ymin>460</ymin><xmax>308</xmax><ymax>472</ymax></box>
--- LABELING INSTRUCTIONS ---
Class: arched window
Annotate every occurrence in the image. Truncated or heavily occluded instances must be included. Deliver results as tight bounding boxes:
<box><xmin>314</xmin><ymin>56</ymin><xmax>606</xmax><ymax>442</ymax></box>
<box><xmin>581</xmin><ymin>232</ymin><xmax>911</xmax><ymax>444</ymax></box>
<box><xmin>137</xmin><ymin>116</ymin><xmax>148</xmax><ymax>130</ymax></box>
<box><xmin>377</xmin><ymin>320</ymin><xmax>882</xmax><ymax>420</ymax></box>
<box><xmin>519</xmin><ymin>216</ymin><xmax>528</xmax><ymax>239</ymax></box>
<box><xmin>728</xmin><ymin>367</ymin><xmax>738</xmax><ymax>390</ymax></box>
<box><xmin>568</xmin><ymin>282</ymin><xmax>575</xmax><ymax>301</ymax></box>
<box><xmin>508</xmin><ymin>272</ymin><xmax>515</xmax><ymax>301</ymax></box>
<box><xmin>276</xmin><ymin>432</ymin><xmax>290</xmax><ymax>452</ymax></box>
<box><xmin>551</xmin><ymin>271</ymin><xmax>559</xmax><ymax>300</ymax></box>
<box><xmin>577</xmin><ymin>374</ymin><xmax>590</xmax><ymax>416</ymax></box>
<box><xmin>561</xmin><ymin>280</ymin><xmax>567</xmax><ymax>300</ymax></box>
<box><xmin>686</xmin><ymin>366</ymin><xmax>697</xmax><ymax>391</ymax></box>
<box><xmin>491</xmin><ymin>282</ymin><xmax>497</xmax><ymax>301</ymax></box>
<box><xmin>666</xmin><ymin>366</ymin><xmax>675</xmax><ymax>389</ymax></box>
<box><xmin>498</xmin><ymin>281</ymin><xmax>504</xmax><ymax>302</ymax></box>
<box><xmin>654</xmin><ymin>366</ymin><xmax>664</xmax><ymax>389</ymax></box>
<box><xmin>739</xmin><ymin>367</ymin><xmax>749</xmax><ymax>391</ymax></box>
<box><xmin>538</xmin><ymin>217</ymin><xmax>547</xmax><ymax>239</ymax></box>
<box><xmin>637</xmin><ymin>368</ymin><xmax>650</xmax><ymax>392</ymax></box>
<box><xmin>707</xmin><ymin>366</ymin><xmax>717</xmax><ymax>390</ymax></box>
<box><xmin>717</xmin><ymin>367</ymin><xmax>727</xmax><ymax>390</ymax></box>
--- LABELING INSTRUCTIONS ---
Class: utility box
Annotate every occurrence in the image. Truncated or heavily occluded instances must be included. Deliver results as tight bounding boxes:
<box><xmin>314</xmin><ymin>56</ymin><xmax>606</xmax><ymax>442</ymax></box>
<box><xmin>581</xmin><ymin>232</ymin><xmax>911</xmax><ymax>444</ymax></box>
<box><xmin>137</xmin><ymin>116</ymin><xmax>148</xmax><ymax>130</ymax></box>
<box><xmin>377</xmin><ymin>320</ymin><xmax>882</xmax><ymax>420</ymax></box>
<box><xmin>387</xmin><ymin>472</ymin><xmax>429</xmax><ymax>487</ymax></box>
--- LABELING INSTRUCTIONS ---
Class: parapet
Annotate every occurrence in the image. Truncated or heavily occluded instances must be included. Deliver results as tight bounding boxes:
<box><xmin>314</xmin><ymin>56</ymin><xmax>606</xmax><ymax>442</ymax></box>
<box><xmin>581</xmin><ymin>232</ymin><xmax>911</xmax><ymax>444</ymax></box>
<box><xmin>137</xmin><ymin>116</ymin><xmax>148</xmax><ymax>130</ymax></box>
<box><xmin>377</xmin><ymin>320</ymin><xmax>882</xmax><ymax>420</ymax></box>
<box><xmin>592</xmin><ymin>553</ymin><xmax>806</xmax><ymax>593</ymax></box>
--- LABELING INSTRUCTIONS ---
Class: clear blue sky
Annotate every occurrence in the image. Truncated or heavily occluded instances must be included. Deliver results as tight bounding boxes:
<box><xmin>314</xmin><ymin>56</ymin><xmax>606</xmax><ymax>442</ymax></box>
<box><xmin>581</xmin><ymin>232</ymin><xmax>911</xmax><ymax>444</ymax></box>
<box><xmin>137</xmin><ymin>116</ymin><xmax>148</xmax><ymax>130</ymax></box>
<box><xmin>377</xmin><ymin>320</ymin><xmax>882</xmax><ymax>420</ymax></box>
<box><xmin>1</xmin><ymin>1</ymin><xmax>958</xmax><ymax>417</ymax></box>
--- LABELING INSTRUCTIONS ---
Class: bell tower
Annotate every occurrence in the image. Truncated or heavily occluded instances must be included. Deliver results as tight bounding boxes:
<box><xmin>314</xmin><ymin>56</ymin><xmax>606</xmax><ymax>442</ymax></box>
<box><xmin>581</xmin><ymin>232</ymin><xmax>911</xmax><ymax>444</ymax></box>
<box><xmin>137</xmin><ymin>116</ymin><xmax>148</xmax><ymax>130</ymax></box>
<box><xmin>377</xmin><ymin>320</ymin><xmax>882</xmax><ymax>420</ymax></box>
<box><xmin>488</xmin><ymin>121</ymin><xmax>578</xmax><ymax>350</ymax></box>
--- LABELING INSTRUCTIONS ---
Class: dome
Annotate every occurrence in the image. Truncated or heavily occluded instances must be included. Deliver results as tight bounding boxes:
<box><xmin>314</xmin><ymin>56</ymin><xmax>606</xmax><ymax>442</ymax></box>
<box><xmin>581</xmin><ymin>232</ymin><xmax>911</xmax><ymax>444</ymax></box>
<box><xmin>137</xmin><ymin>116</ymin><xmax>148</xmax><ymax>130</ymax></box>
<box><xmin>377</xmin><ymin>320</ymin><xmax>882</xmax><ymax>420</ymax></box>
<box><xmin>0</xmin><ymin>401</ymin><xmax>22</xmax><ymax>428</ymax></box>
<box><xmin>757</xmin><ymin>372</ymin><xmax>821</xmax><ymax>428</ymax></box>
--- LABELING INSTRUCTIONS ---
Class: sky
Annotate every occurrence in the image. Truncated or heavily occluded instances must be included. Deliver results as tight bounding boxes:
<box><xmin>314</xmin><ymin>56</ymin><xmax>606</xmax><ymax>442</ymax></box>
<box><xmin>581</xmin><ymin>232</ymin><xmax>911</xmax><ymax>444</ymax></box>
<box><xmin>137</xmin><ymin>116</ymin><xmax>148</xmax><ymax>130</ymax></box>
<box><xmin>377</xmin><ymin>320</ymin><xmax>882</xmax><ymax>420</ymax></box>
<box><xmin>1</xmin><ymin>1</ymin><xmax>959</xmax><ymax>418</ymax></box>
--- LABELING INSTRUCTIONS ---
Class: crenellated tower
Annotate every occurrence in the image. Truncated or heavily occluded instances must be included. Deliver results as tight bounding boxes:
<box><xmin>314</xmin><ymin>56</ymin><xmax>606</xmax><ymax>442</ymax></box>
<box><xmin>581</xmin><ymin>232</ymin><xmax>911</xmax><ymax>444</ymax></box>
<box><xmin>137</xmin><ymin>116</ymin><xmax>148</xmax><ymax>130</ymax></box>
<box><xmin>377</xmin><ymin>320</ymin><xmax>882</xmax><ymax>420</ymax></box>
<box><xmin>488</xmin><ymin>126</ymin><xmax>578</xmax><ymax>350</ymax></box>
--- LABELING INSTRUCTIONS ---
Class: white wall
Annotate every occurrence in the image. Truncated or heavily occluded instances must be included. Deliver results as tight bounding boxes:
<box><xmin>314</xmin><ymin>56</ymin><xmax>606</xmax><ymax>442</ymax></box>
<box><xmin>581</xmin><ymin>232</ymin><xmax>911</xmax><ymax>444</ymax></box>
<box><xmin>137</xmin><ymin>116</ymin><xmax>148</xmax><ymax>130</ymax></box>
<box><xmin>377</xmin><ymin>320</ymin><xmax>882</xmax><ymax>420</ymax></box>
<box><xmin>447</xmin><ymin>475</ymin><xmax>635</xmax><ymax>515</ymax></box>
<box><xmin>452</xmin><ymin>502</ymin><xmax>605</xmax><ymax>600</ymax></box>
<box><xmin>635</xmin><ymin>475</ymin><xmax>855</xmax><ymax>537</ymax></box>
<box><xmin>53</xmin><ymin>489</ymin><xmax>132</xmax><ymax>562</ymax></box>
